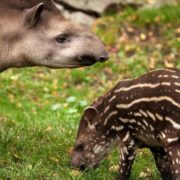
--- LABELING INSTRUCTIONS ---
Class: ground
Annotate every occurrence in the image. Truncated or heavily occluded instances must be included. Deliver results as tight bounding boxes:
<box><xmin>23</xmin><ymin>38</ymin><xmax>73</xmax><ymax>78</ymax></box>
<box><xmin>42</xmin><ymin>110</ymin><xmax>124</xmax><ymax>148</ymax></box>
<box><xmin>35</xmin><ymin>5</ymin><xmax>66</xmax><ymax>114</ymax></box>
<box><xmin>0</xmin><ymin>5</ymin><xmax>179</xmax><ymax>180</ymax></box>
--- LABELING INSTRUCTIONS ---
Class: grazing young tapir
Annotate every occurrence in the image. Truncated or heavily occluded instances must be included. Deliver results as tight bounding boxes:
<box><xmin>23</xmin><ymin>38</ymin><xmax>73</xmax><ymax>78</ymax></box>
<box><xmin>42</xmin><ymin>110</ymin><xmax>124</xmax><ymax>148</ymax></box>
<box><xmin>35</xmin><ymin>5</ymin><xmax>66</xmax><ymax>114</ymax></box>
<box><xmin>0</xmin><ymin>0</ymin><xmax>109</xmax><ymax>72</ymax></box>
<box><xmin>71</xmin><ymin>68</ymin><xmax>180</xmax><ymax>180</ymax></box>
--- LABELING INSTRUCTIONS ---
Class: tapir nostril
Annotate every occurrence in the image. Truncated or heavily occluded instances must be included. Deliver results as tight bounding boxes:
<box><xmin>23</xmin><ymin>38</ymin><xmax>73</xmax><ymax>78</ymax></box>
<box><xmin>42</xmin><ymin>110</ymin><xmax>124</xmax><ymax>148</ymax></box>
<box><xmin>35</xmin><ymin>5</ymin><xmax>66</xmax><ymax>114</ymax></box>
<box><xmin>78</xmin><ymin>54</ymin><xmax>109</xmax><ymax>65</ymax></box>
<box><xmin>79</xmin><ymin>164</ymin><xmax>86</xmax><ymax>171</ymax></box>
<box><xmin>99</xmin><ymin>55</ymin><xmax>109</xmax><ymax>62</ymax></box>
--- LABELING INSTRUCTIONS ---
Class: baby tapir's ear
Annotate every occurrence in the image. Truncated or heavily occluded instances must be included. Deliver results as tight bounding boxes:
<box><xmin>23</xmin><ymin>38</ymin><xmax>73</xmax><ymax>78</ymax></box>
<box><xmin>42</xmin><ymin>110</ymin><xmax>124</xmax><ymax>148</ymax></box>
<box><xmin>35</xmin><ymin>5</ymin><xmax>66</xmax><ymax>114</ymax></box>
<box><xmin>84</xmin><ymin>106</ymin><xmax>99</xmax><ymax>126</ymax></box>
<box><xmin>24</xmin><ymin>3</ymin><xmax>44</xmax><ymax>28</ymax></box>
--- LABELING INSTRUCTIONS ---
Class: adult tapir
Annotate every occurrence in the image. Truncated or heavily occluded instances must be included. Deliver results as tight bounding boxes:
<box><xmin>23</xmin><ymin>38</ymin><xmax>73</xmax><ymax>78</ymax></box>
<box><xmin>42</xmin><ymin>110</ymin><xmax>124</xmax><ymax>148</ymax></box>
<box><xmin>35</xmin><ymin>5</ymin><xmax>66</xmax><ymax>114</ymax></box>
<box><xmin>0</xmin><ymin>0</ymin><xmax>109</xmax><ymax>72</ymax></box>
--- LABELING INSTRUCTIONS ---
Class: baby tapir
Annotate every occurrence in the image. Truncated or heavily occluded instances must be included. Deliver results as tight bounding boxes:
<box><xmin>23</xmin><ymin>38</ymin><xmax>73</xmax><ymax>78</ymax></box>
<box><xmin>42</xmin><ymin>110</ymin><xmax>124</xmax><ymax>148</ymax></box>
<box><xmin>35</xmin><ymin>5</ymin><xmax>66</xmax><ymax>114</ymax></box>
<box><xmin>0</xmin><ymin>0</ymin><xmax>108</xmax><ymax>72</ymax></box>
<box><xmin>71</xmin><ymin>68</ymin><xmax>180</xmax><ymax>180</ymax></box>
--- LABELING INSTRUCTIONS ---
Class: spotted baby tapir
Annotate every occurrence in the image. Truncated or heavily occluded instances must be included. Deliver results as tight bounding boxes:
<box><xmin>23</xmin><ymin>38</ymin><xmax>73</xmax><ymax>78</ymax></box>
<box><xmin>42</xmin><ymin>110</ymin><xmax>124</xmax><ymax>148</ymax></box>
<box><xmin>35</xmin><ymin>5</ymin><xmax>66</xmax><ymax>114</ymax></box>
<box><xmin>71</xmin><ymin>68</ymin><xmax>180</xmax><ymax>180</ymax></box>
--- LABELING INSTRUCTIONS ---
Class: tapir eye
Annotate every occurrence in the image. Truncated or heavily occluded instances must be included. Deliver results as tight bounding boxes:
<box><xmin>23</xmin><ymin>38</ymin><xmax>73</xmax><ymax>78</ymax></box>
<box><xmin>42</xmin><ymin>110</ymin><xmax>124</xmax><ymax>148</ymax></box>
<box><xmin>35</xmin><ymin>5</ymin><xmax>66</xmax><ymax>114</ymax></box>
<box><xmin>56</xmin><ymin>34</ymin><xmax>68</xmax><ymax>43</ymax></box>
<box><xmin>76</xmin><ymin>144</ymin><xmax>84</xmax><ymax>152</ymax></box>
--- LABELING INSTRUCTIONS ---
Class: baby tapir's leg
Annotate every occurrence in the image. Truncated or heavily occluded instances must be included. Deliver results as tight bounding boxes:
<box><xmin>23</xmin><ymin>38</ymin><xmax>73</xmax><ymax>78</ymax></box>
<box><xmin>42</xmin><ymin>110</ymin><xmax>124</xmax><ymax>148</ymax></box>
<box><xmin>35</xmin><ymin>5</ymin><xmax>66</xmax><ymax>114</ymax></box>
<box><xmin>165</xmin><ymin>141</ymin><xmax>180</xmax><ymax>180</ymax></box>
<box><xmin>150</xmin><ymin>147</ymin><xmax>171</xmax><ymax>180</ymax></box>
<box><xmin>118</xmin><ymin>139</ymin><xmax>137</xmax><ymax>180</ymax></box>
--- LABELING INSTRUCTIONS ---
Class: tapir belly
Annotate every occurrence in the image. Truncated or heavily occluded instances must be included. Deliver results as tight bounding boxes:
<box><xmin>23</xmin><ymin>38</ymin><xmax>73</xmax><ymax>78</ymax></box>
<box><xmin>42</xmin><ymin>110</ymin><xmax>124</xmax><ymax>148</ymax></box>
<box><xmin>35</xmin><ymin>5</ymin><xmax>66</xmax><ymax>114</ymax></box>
<box><xmin>136</xmin><ymin>134</ymin><xmax>163</xmax><ymax>147</ymax></box>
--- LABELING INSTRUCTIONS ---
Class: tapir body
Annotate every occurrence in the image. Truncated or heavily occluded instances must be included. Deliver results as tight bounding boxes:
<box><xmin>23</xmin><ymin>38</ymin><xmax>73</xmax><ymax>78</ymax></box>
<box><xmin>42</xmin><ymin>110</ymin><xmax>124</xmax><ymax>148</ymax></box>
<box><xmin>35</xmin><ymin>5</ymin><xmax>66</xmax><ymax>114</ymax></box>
<box><xmin>71</xmin><ymin>68</ymin><xmax>180</xmax><ymax>180</ymax></box>
<box><xmin>0</xmin><ymin>0</ymin><xmax>108</xmax><ymax>72</ymax></box>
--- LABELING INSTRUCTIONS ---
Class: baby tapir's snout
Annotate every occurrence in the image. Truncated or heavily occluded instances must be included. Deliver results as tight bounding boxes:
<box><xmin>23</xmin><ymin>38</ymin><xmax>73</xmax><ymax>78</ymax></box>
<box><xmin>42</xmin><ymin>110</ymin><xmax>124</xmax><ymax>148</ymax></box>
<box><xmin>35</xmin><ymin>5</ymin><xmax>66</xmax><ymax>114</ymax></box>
<box><xmin>70</xmin><ymin>152</ymin><xmax>86</xmax><ymax>171</ymax></box>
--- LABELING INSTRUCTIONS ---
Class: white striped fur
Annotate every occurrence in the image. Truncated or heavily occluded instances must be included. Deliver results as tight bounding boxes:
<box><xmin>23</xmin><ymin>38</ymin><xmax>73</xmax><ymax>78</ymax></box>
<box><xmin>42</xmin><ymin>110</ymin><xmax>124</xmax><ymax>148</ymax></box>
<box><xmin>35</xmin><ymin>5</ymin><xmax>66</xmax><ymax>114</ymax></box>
<box><xmin>114</xmin><ymin>82</ymin><xmax>173</xmax><ymax>93</ymax></box>
<box><xmin>104</xmin><ymin>111</ymin><xmax>118</xmax><ymax>125</ymax></box>
<box><xmin>116</xmin><ymin>96</ymin><xmax>180</xmax><ymax>109</ymax></box>
<box><xmin>165</xmin><ymin>117</ymin><xmax>180</xmax><ymax>129</ymax></box>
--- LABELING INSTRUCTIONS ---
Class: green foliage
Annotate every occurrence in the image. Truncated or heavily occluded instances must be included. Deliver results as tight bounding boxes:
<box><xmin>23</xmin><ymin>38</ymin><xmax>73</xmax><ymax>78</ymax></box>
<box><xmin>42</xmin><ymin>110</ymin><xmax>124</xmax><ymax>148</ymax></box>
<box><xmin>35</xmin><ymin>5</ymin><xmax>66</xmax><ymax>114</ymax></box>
<box><xmin>136</xmin><ymin>5</ymin><xmax>180</xmax><ymax>24</ymax></box>
<box><xmin>95</xmin><ymin>5</ymin><xmax>180</xmax><ymax>46</ymax></box>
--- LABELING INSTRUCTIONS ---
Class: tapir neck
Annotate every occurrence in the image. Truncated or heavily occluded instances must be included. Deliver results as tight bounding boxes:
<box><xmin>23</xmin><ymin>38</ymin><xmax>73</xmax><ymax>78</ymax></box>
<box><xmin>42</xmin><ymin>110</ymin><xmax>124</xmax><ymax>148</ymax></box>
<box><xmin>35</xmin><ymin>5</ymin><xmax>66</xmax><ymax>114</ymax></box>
<box><xmin>93</xmin><ymin>79</ymin><xmax>136</xmax><ymax>128</ymax></box>
<box><xmin>0</xmin><ymin>14</ymin><xmax>20</xmax><ymax>72</ymax></box>
<box><xmin>0</xmin><ymin>22</ymin><xmax>32</xmax><ymax>72</ymax></box>
<box><xmin>0</xmin><ymin>41</ymin><xmax>19</xmax><ymax>72</ymax></box>
<box><xmin>92</xmin><ymin>87</ymin><xmax>118</xmax><ymax>128</ymax></box>
<box><xmin>0</xmin><ymin>41</ymin><xmax>11</xmax><ymax>72</ymax></box>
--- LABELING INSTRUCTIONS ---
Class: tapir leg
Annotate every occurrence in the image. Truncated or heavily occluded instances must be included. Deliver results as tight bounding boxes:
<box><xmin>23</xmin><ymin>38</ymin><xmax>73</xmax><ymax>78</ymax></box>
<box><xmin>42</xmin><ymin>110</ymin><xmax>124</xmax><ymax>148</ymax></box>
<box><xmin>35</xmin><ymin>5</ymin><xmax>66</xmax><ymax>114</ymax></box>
<box><xmin>165</xmin><ymin>141</ymin><xmax>180</xmax><ymax>180</ymax></box>
<box><xmin>150</xmin><ymin>147</ymin><xmax>171</xmax><ymax>180</ymax></box>
<box><xmin>118</xmin><ymin>141</ymin><xmax>137</xmax><ymax>180</ymax></box>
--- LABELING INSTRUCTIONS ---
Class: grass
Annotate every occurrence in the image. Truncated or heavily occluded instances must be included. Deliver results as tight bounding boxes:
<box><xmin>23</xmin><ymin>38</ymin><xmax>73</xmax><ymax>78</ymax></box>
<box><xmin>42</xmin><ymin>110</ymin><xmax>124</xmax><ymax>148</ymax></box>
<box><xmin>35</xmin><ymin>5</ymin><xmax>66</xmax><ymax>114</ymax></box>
<box><xmin>0</xmin><ymin>5</ymin><xmax>180</xmax><ymax>180</ymax></box>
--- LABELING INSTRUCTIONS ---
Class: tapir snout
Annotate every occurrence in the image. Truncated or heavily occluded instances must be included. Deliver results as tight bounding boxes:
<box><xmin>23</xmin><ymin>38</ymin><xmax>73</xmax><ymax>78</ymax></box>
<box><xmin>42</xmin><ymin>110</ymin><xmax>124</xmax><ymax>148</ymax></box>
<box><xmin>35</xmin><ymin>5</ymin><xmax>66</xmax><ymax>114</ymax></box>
<box><xmin>70</xmin><ymin>152</ymin><xmax>87</xmax><ymax>171</ymax></box>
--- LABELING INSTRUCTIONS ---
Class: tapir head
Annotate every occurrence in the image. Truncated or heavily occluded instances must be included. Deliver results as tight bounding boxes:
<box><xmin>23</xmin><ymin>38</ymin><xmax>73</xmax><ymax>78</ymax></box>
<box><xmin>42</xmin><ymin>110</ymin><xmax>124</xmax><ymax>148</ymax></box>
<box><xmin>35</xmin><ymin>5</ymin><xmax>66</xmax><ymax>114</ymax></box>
<box><xmin>71</xmin><ymin>107</ymin><xmax>118</xmax><ymax>171</ymax></box>
<box><xmin>0</xmin><ymin>1</ymin><xmax>109</xmax><ymax>70</ymax></box>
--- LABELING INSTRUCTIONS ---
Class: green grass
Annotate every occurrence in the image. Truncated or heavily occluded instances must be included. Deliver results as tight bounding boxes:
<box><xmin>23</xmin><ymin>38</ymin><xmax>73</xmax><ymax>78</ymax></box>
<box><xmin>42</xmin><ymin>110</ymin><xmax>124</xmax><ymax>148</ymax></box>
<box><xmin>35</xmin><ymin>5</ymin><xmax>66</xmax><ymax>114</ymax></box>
<box><xmin>0</xmin><ymin>5</ymin><xmax>180</xmax><ymax>180</ymax></box>
<box><xmin>0</xmin><ymin>67</ymin><xmax>160</xmax><ymax>180</ymax></box>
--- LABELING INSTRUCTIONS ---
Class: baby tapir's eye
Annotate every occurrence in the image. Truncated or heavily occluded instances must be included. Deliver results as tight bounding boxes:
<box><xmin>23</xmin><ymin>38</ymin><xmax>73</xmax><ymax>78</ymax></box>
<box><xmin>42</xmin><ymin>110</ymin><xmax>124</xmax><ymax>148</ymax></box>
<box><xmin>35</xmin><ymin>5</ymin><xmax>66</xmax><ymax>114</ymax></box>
<box><xmin>56</xmin><ymin>34</ymin><xmax>69</xmax><ymax>43</ymax></box>
<box><xmin>75</xmin><ymin>144</ymin><xmax>84</xmax><ymax>152</ymax></box>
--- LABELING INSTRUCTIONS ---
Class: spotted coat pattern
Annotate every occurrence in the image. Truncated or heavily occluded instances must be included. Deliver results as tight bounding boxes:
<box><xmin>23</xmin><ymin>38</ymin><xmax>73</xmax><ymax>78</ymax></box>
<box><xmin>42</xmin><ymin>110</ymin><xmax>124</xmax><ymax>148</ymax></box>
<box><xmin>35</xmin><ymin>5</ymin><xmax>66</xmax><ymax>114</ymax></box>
<box><xmin>71</xmin><ymin>68</ymin><xmax>180</xmax><ymax>180</ymax></box>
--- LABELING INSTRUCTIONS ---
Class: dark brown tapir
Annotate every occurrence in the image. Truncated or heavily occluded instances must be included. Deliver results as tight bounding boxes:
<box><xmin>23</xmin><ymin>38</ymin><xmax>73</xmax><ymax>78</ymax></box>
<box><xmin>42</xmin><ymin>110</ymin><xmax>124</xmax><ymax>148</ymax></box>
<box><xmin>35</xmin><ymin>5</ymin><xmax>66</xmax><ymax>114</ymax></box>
<box><xmin>0</xmin><ymin>0</ymin><xmax>109</xmax><ymax>72</ymax></box>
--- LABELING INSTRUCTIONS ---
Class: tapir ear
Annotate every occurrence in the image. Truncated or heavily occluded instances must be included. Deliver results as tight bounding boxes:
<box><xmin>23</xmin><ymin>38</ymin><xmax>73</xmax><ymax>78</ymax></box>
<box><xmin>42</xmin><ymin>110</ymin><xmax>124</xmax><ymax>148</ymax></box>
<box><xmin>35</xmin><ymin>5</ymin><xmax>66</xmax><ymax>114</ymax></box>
<box><xmin>24</xmin><ymin>3</ymin><xmax>44</xmax><ymax>28</ymax></box>
<box><xmin>84</xmin><ymin>106</ymin><xmax>99</xmax><ymax>125</ymax></box>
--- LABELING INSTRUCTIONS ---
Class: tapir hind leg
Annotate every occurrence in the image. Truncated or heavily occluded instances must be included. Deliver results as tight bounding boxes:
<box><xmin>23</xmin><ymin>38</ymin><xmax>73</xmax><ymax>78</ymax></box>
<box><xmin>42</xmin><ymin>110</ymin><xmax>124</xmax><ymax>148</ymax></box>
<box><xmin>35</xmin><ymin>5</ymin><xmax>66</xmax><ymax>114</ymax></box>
<box><xmin>165</xmin><ymin>140</ymin><xmax>180</xmax><ymax>180</ymax></box>
<box><xmin>150</xmin><ymin>147</ymin><xmax>171</xmax><ymax>180</ymax></box>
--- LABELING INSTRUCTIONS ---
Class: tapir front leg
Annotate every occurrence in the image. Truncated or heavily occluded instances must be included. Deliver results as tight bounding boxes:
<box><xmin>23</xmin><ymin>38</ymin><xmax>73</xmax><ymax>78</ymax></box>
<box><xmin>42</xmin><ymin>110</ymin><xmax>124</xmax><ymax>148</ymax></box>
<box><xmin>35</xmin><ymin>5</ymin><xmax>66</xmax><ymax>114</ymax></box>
<box><xmin>150</xmin><ymin>147</ymin><xmax>171</xmax><ymax>180</ymax></box>
<box><xmin>118</xmin><ymin>139</ymin><xmax>137</xmax><ymax>180</ymax></box>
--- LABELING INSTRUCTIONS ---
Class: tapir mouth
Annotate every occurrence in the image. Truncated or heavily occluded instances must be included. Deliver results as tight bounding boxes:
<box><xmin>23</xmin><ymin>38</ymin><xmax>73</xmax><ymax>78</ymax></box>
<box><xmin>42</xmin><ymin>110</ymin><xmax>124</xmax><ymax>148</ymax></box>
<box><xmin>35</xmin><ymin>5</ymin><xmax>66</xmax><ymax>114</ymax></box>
<box><xmin>77</xmin><ymin>54</ymin><xmax>109</xmax><ymax>66</ymax></box>
<box><xmin>79</xmin><ymin>55</ymin><xmax>97</xmax><ymax>66</ymax></box>
<box><xmin>77</xmin><ymin>163</ymin><xmax>99</xmax><ymax>172</ymax></box>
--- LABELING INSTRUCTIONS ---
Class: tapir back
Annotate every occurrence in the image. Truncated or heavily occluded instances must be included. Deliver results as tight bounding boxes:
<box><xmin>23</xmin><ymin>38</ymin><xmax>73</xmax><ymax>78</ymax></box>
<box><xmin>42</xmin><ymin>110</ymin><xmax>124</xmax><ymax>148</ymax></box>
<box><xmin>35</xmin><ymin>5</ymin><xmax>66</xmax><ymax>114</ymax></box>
<box><xmin>113</xmin><ymin>68</ymin><xmax>180</xmax><ymax>125</ymax></box>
